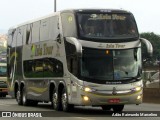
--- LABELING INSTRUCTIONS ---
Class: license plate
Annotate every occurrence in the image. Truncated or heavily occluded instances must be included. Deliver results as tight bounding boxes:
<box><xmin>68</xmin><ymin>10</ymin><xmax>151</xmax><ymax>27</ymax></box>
<box><xmin>2</xmin><ymin>89</ymin><xmax>8</xmax><ymax>92</ymax></box>
<box><xmin>108</xmin><ymin>98</ymin><xmax>120</xmax><ymax>103</ymax></box>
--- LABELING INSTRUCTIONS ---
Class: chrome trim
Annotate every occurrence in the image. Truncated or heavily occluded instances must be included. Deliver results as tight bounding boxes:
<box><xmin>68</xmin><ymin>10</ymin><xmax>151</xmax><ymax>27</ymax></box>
<box><xmin>79</xmin><ymin>39</ymin><xmax>141</xmax><ymax>49</ymax></box>
<box><xmin>90</xmin><ymin>88</ymin><xmax>141</xmax><ymax>95</ymax></box>
<box><xmin>140</xmin><ymin>38</ymin><xmax>153</xmax><ymax>57</ymax></box>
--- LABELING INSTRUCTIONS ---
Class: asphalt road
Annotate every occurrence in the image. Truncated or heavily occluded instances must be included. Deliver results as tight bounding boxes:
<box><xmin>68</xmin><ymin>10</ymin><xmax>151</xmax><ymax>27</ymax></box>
<box><xmin>0</xmin><ymin>95</ymin><xmax>160</xmax><ymax>120</ymax></box>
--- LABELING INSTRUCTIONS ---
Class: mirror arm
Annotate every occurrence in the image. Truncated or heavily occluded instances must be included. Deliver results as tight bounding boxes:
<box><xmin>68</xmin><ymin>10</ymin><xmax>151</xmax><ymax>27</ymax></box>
<box><xmin>65</xmin><ymin>37</ymin><xmax>82</xmax><ymax>57</ymax></box>
<box><xmin>140</xmin><ymin>38</ymin><xmax>153</xmax><ymax>57</ymax></box>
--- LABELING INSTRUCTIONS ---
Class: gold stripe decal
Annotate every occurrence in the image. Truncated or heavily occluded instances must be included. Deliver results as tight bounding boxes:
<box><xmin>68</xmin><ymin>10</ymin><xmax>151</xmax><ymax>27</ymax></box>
<box><xmin>28</xmin><ymin>87</ymin><xmax>48</xmax><ymax>93</ymax></box>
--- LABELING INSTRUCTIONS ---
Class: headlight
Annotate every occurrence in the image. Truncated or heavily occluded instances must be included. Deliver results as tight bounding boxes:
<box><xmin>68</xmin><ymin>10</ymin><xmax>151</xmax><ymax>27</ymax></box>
<box><xmin>83</xmin><ymin>87</ymin><xmax>96</xmax><ymax>92</ymax></box>
<box><xmin>131</xmin><ymin>86</ymin><xmax>142</xmax><ymax>92</ymax></box>
<box><xmin>135</xmin><ymin>86</ymin><xmax>141</xmax><ymax>91</ymax></box>
<box><xmin>84</xmin><ymin>87</ymin><xmax>91</xmax><ymax>92</ymax></box>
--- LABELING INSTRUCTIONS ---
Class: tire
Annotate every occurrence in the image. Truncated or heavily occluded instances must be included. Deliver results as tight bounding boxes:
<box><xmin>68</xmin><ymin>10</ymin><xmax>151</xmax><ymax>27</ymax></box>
<box><xmin>61</xmin><ymin>88</ymin><xmax>74</xmax><ymax>112</ymax></box>
<box><xmin>2</xmin><ymin>95</ymin><xmax>6</xmax><ymax>97</ymax></box>
<box><xmin>101</xmin><ymin>105</ymin><xmax>112</xmax><ymax>111</ymax></box>
<box><xmin>52</xmin><ymin>88</ymin><xmax>62</xmax><ymax>111</ymax></box>
<box><xmin>112</xmin><ymin>105</ymin><xmax>124</xmax><ymax>112</ymax></box>
<box><xmin>22</xmin><ymin>87</ymin><xmax>30</xmax><ymax>106</ymax></box>
<box><xmin>16</xmin><ymin>89</ymin><xmax>23</xmax><ymax>105</ymax></box>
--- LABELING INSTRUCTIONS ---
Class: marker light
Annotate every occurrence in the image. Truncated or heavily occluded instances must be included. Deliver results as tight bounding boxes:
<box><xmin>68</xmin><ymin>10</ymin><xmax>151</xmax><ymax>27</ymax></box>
<box><xmin>83</xmin><ymin>96</ymin><xmax>89</xmax><ymax>101</ymax></box>
<box><xmin>106</xmin><ymin>50</ymin><xmax>109</xmax><ymax>54</ymax></box>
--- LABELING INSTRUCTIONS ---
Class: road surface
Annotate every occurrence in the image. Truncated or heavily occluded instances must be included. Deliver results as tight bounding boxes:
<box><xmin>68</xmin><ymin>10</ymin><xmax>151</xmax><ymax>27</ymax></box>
<box><xmin>0</xmin><ymin>96</ymin><xmax>160</xmax><ymax>120</ymax></box>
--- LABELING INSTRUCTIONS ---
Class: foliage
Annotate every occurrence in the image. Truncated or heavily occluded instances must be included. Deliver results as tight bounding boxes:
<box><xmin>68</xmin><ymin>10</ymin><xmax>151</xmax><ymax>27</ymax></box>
<box><xmin>140</xmin><ymin>32</ymin><xmax>160</xmax><ymax>63</ymax></box>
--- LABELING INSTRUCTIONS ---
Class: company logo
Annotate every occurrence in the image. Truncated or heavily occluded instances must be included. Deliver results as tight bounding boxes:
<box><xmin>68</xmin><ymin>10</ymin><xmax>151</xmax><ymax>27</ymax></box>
<box><xmin>112</xmin><ymin>87</ymin><xmax>117</xmax><ymax>95</ymax></box>
<box><xmin>68</xmin><ymin>16</ymin><xmax>73</xmax><ymax>23</ymax></box>
<box><xmin>30</xmin><ymin>43</ymin><xmax>53</xmax><ymax>58</ymax></box>
<box><xmin>2</xmin><ymin>112</ymin><xmax>11</xmax><ymax>117</ymax></box>
<box><xmin>31</xmin><ymin>44</ymin><xmax>36</xmax><ymax>58</ymax></box>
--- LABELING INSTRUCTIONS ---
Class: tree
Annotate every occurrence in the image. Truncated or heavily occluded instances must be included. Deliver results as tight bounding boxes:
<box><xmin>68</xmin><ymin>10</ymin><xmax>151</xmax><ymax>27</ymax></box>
<box><xmin>140</xmin><ymin>32</ymin><xmax>160</xmax><ymax>63</ymax></box>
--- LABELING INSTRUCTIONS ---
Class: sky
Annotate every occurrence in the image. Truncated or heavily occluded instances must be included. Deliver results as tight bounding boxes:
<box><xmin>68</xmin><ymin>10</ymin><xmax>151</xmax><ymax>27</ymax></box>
<box><xmin>0</xmin><ymin>0</ymin><xmax>160</xmax><ymax>34</ymax></box>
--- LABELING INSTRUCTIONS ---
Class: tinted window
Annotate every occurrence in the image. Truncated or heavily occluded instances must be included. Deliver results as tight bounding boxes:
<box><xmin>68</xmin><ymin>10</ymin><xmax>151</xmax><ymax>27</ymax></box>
<box><xmin>32</xmin><ymin>21</ymin><xmax>40</xmax><ymax>43</ymax></box>
<box><xmin>23</xmin><ymin>58</ymin><xmax>63</xmax><ymax>78</ymax></box>
<box><xmin>49</xmin><ymin>16</ymin><xmax>60</xmax><ymax>40</ymax></box>
<box><xmin>77</xmin><ymin>13</ymin><xmax>138</xmax><ymax>40</ymax></box>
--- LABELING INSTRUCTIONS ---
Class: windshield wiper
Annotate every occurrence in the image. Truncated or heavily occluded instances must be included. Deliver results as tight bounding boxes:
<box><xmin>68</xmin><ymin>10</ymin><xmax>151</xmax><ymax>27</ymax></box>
<box><xmin>121</xmin><ymin>76</ymin><xmax>141</xmax><ymax>80</ymax></box>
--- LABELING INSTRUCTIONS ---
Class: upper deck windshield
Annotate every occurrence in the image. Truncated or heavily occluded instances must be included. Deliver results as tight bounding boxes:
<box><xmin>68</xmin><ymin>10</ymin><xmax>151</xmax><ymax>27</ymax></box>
<box><xmin>77</xmin><ymin>13</ymin><xmax>138</xmax><ymax>40</ymax></box>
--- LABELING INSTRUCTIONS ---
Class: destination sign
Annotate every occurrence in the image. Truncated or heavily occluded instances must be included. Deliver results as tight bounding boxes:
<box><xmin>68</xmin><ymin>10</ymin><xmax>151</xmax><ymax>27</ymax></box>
<box><xmin>89</xmin><ymin>14</ymin><xmax>126</xmax><ymax>20</ymax></box>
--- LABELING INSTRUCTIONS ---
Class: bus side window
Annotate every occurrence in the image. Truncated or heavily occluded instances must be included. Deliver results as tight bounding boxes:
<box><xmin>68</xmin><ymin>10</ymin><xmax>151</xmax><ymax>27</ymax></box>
<box><xmin>11</xmin><ymin>29</ymin><xmax>17</xmax><ymax>47</ymax></box>
<box><xmin>67</xmin><ymin>57</ymin><xmax>78</xmax><ymax>76</ymax></box>
<box><xmin>43</xmin><ymin>58</ymin><xmax>63</xmax><ymax>77</ymax></box>
<box><xmin>16</xmin><ymin>28</ymin><xmax>23</xmax><ymax>46</ymax></box>
<box><xmin>26</xmin><ymin>24</ymin><xmax>32</xmax><ymax>44</ymax></box>
<box><xmin>40</xmin><ymin>18</ymin><xmax>49</xmax><ymax>41</ymax></box>
<box><xmin>49</xmin><ymin>16</ymin><xmax>60</xmax><ymax>41</ymax></box>
<box><xmin>8</xmin><ymin>29</ymin><xmax>15</xmax><ymax>47</ymax></box>
<box><xmin>32</xmin><ymin>21</ymin><xmax>40</xmax><ymax>43</ymax></box>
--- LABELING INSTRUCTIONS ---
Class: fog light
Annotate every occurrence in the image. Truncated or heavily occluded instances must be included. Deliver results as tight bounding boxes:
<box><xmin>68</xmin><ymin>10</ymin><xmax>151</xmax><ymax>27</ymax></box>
<box><xmin>83</xmin><ymin>96</ymin><xmax>89</xmax><ymax>101</ymax></box>
<box><xmin>137</xmin><ymin>95</ymin><xmax>142</xmax><ymax>100</ymax></box>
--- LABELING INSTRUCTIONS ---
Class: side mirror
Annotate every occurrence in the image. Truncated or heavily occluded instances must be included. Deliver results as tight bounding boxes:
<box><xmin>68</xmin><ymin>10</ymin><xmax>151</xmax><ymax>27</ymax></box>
<box><xmin>65</xmin><ymin>37</ymin><xmax>82</xmax><ymax>57</ymax></box>
<box><xmin>140</xmin><ymin>38</ymin><xmax>153</xmax><ymax>57</ymax></box>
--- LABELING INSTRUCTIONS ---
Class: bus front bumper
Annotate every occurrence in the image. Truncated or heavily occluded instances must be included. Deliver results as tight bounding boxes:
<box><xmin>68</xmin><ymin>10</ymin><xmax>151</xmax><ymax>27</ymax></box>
<box><xmin>80</xmin><ymin>89</ymin><xmax>143</xmax><ymax>106</ymax></box>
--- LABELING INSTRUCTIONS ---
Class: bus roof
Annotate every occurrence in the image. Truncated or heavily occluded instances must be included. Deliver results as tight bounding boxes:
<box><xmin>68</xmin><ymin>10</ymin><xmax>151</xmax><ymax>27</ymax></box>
<box><xmin>61</xmin><ymin>9</ymin><xmax>131</xmax><ymax>14</ymax></box>
<box><xmin>8</xmin><ymin>8</ymin><xmax>131</xmax><ymax>32</ymax></box>
<box><xmin>9</xmin><ymin>11</ymin><xmax>60</xmax><ymax>31</ymax></box>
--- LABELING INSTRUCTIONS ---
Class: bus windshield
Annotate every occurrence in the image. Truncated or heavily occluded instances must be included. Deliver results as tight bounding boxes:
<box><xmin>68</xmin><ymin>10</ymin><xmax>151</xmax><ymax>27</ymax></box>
<box><xmin>77</xmin><ymin>13</ymin><xmax>138</xmax><ymax>40</ymax></box>
<box><xmin>80</xmin><ymin>48</ymin><xmax>141</xmax><ymax>82</ymax></box>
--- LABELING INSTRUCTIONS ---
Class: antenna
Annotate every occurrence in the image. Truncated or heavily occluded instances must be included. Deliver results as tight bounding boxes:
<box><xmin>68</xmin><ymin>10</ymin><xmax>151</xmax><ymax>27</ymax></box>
<box><xmin>54</xmin><ymin>0</ymin><xmax>56</xmax><ymax>12</ymax></box>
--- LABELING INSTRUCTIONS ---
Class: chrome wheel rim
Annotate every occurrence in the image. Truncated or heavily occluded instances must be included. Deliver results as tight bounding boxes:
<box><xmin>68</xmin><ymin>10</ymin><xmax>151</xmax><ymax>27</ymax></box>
<box><xmin>17</xmin><ymin>91</ymin><xmax>20</xmax><ymax>102</ymax></box>
<box><xmin>22</xmin><ymin>90</ymin><xmax>26</xmax><ymax>104</ymax></box>
<box><xmin>62</xmin><ymin>92</ymin><xmax>67</xmax><ymax>110</ymax></box>
<box><xmin>53</xmin><ymin>93</ymin><xmax>58</xmax><ymax>108</ymax></box>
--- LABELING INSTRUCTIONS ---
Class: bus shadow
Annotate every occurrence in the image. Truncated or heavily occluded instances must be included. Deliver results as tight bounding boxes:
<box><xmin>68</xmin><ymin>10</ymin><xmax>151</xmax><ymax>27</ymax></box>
<box><xmin>70</xmin><ymin>107</ymin><xmax>113</xmax><ymax>116</ymax></box>
<box><xmin>35</xmin><ymin>103</ymin><xmax>114</xmax><ymax>117</ymax></box>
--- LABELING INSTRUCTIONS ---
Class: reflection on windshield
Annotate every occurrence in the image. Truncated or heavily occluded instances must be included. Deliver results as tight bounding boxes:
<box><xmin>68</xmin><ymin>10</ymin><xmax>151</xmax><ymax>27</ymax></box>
<box><xmin>77</xmin><ymin>13</ymin><xmax>138</xmax><ymax>39</ymax></box>
<box><xmin>80</xmin><ymin>48</ymin><xmax>141</xmax><ymax>81</ymax></box>
<box><xmin>113</xmin><ymin>49</ymin><xmax>141</xmax><ymax>80</ymax></box>
<box><xmin>0</xmin><ymin>66</ymin><xmax>7</xmax><ymax>76</ymax></box>
<box><xmin>81</xmin><ymin>55</ymin><xmax>113</xmax><ymax>80</ymax></box>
